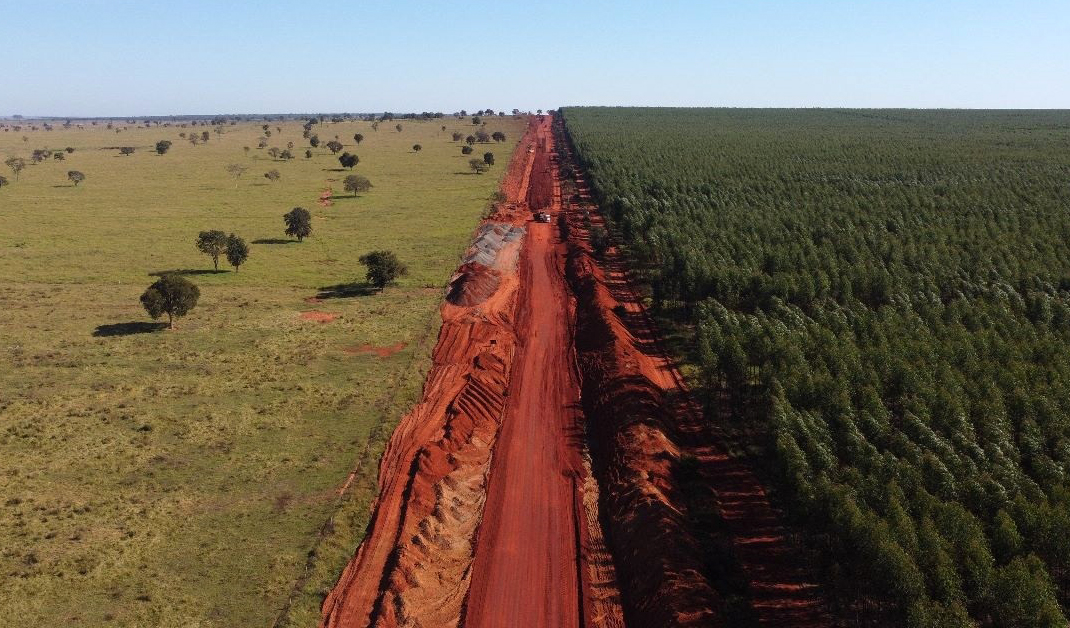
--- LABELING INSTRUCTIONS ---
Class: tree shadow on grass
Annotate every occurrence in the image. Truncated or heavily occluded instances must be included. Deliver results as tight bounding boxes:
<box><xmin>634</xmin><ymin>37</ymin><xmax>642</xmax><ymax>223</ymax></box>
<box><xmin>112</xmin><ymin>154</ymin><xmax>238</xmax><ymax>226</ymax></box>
<box><xmin>252</xmin><ymin>238</ymin><xmax>297</xmax><ymax>244</ymax></box>
<box><xmin>316</xmin><ymin>281</ymin><xmax>376</xmax><ymax>299</ymax></box>
<box><xmin>93</xmin><ymin>322</ymin><xmax>168</xmax><ymax>337</ymax></box>
<box><xmin>148</xmin><ymin>269</ymin><xmax>229</xmax><ymax>276</ymax></box>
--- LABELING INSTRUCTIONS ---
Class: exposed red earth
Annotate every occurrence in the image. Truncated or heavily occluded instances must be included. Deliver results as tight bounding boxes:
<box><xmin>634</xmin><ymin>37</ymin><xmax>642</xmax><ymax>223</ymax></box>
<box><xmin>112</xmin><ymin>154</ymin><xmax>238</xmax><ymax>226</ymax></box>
<box><xmin>320</xmin><ymin>115</ymin><xmax>831</xmax><ymax>628</ymax></box>
<box><xmin>343</xmin><ymin>342</ymin><xmax>408</xmax><ymax>358</ymax></box>
<box><xmin>558</xmin><ymin>132</ymin><xmax>834</xmax><ymax>626</ymax></box>
<box><xmin>301</xmin><ymin>310</ymin><xmax>337</xmax><ymax>323</ymax></box>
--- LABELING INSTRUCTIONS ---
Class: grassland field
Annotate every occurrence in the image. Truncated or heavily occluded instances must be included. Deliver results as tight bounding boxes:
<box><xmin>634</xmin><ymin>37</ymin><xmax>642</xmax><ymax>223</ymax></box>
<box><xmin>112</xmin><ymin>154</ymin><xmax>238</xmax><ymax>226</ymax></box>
<box><xmin>0</xmin><ymin>114</ymin><xmax>525</xmax><ymax>626</ymax></box>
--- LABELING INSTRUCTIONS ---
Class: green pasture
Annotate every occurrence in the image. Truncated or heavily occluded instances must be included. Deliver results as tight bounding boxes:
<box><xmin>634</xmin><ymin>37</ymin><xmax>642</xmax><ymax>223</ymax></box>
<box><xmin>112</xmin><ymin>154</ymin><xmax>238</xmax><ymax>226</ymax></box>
<box><xmin>0</xmin><ymin>114</ymin><xmax>524</xmax><ymax>626</ymax></box>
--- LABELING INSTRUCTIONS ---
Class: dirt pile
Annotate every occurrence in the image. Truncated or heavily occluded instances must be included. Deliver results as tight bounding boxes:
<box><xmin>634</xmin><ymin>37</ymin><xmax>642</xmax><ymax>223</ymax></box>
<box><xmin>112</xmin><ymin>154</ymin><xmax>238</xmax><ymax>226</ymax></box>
<box><xmin>445</xmin><ymin>223</ymin><xmax>524</xmax><ymax>307</ymax></box>
<box><xmin>564</xmin><ymin>221</ymin><xmax>723</xmax><ymax>628</ymax></box>
<box><xmin>319</xmin><ymin>121</ymin><xmax>542</xmax><ymax>628</ymax></box>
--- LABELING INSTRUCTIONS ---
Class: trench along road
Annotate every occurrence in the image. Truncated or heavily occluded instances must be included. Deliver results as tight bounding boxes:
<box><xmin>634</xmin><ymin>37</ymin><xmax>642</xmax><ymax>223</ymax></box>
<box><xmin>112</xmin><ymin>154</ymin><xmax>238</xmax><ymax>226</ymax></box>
<box><xmin>463</xmin><ymin>216</ymin><xmax>586</xmax><ymax>627</ymax></box>
<box><xmin>320</xmin><ymin>116</ymin><xmax>622</xmax><ymax>628</ymax></box>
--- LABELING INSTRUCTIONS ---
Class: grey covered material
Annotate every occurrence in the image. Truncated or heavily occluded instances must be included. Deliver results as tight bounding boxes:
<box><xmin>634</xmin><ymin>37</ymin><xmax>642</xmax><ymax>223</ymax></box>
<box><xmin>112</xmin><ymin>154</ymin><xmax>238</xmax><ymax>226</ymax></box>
<box><xmin>461</xmin><ymin>223</ymin><xmax>525</xmax><ymax>271</ymax></box>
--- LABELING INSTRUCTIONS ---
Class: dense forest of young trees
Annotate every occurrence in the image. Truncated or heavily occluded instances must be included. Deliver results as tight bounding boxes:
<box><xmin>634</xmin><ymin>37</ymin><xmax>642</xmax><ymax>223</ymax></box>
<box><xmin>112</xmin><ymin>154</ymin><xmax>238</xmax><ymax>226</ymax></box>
<box><xmin>561</xmin><ymin>107</ymin><xmax>1070</xmax><ymax>626</ymax></box>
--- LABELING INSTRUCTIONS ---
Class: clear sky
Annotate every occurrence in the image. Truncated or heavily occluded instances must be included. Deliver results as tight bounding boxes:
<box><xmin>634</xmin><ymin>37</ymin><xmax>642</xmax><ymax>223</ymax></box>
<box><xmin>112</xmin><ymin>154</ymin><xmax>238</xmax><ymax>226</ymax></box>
<box><xmin>4</xmin><ymin>0</ymin><xmax>1069</xmax><ymax>116</ymax></box>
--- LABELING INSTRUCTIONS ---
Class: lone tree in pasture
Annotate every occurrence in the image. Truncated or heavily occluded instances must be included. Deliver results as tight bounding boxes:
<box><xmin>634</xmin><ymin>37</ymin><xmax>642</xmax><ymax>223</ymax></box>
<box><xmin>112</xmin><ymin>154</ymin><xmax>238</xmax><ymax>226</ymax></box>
<box><xmin>461</xmin><ymin>145</ymin><xmax>473</xmax><ymax>155</ymax></box>
<box><xmin>283</xmin><ymin>207</ymin><xmax>312</xmax><ymax>241</ymax></box>
<box><xmin>196</xmin><ymin>230</ymin><xmax>228</xmax><ymax>270</ymax></box>
<box><xmin>343</xmin><ymin>174</ymin><xmax>372</xmax><ymax>197</ymax></box>
<box><xmin>225</xmin><ymin>234</ymin><xmax>249</xmax><ymax>271</ymax></box>
<box><xmin>412</xmin><ymin>144</ymin><xmax>422</xmax><ymax>153</ymax></box>
<box><xmin>492</xmin><ymin>131</ymin><xmax>505</xmax><ymax>142</ymax></box>
<box><xmin>395</xmin><ymin>124</ymin><xmax>402</xmax><ymax>133</ymax></box>
<box><xmin>264</xmin><ymin>169</ymin><xmax>281</xmax><ymax>183</ymax></box>
<box><xmin>155</xmin><ymin>140</ymin><xmax>172</xmax><ymax>155</ymax></box>
<box><xmin>225</xmin><ymin>163</ymin><xmax>248</xmax><ymax>187</ymax></box>
<box><xmin>338</xmin><ymin>152</ymin><xmax>358</xmax><ymax>169</ymax></box>
<box><xmin>67</xmin><ymin>170</ymin><xmax>85</xmax><ymax>186</ymax></box>
<box><xmin>325</xmin><ymin>140</ymin><xmax>344</xmax><ymax>154</ymax></box>
<box><xmin>452</xmin><ymin>132</ymin><xmax>463</xmax><ymax>142</ymax></box>
<box><xmin>469</xmin><ymin>158</ymin><xmax>488</xmax><ymax>174</ymax></box>
<box><xmin>359</xmin><ymin>250</ymin><xmax>408</xmax><ymax>290</ymax></box>
<box><xmin>353</xmin><ymin>133</ymin><xmax>364</xmax><ymax>145</ymax></box>
<box><xmin>140</xmin><ymin>274</ymin><xmax>199</xmax><ymax>329</ymax></box>
<box><xmin>483</xmin><ymin>152</ymin><xmax>494</xmax><ymax>166</ymax></box>
<box><xmin>268</xmin><ymin>147</ymin><xmax>280</xmax><ymax>160</ymax></box>
<box><xmin>5</xmin><ymin>157</ymin><xmax>26</xmax><ymax>181</ymax></box>
<box><xmin>120</xmin><ymin>146</ymin><xmax>135</xmax><ymax>156</ymax></box>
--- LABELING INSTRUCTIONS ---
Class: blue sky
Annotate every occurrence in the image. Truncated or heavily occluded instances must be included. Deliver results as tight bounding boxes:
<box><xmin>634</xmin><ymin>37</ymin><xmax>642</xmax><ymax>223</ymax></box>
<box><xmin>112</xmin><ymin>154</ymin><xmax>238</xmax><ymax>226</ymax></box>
<box><xmin>4</xmin><ymin>0</ymin><xmax>1069</xmax><ymax>116</ymax></box>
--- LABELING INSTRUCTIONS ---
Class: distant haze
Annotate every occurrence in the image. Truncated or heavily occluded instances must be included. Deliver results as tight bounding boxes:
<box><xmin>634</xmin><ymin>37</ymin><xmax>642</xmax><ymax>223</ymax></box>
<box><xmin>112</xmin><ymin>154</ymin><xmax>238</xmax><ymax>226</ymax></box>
<box><xmin>4</xmin><ymin>0</ymin><xmax>1069</xmax><ymax>116</ymax></box>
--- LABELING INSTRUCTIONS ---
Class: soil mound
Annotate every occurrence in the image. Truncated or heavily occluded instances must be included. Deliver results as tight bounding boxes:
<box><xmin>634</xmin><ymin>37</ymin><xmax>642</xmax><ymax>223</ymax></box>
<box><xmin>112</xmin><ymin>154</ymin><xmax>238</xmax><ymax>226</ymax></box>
<box><xmin>445</xmin><ymin>223</ymin><xmax>524</xmax><ymax>306</ymax></box>
<box><xmin>565</xmin><ymin>229</ymin><xmax>723</xmax><ymax>627</ymax></box>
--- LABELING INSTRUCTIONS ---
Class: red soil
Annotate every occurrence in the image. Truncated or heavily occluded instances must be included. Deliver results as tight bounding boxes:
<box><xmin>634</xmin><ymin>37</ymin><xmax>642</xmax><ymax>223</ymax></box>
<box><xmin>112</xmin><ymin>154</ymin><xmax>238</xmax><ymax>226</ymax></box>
<box><xmin>300</xmin><ymin>310</ymin><xmax>337</xmax><ymax>323</ymax></box>
<box><xmin>560</xmin><ymin>137</ymin><xmax>835</xmax><ymax>626</ymax></box>
<box><xmin>319</xmin><ymin>114</ymin><xmax>832</xmax><ymax>628</ymax></box>
<box><xmin>343</xmin><ymin>342</ymin><xmax>407</xmax><ymax>358</ymax></box>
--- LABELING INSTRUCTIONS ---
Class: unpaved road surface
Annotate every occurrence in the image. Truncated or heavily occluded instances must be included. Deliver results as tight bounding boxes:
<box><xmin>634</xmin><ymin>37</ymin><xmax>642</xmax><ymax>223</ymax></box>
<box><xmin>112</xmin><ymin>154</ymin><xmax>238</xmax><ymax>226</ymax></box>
<box><xmin>320</xmin><ymin>117</ymin><xmax>622</xmax><ymax>628</ymax></box>
<box><xmin>463</xmin><ymin>221</ymin><xmax>585</xmax><ymax>627</ymax></box>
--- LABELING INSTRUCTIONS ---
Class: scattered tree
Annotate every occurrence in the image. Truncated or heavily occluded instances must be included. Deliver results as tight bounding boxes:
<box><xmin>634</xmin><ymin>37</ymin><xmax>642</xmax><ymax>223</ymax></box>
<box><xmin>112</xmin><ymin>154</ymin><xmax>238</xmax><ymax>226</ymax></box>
<box><xmin>343</xmin><ymin>174</ymin><xmax>372</xmax><ymax>196</ymax></box>
<box><xmin>483</xmin><ymin>152</ymin><xmax>494</xmax><ymax>165</ymax></box>
<box><xmin>305</xmin><ymin>149</ymin><xmax>312</xmax><ymax>159</ymax></box>
<box><xmin>475</xmin><ymin>130</ymin><xmax>490</xmax><ymax>143</ymax></box>
<box><xmin>359</xmin><ymin>250</ymin><xmax>408</xmax><ymax>290</ymax></box>
<box><xmin>264</xmin><ymin>169</ymin><xmax>281</xmax><ymax>183</ymax></box>
<box><xmin>156</xmin><ymin>140</ymin><xmax>172</xmax><ymax>155</ymax></box>
<box><xmin>469</xmin><ymin>158</ymin><xmax>488</xmax><ymax>174</ymax></box>
<box><xmin>452</xmin><ymin>132</ymin><xmax>463</xmax><ymax>142</ymax></box>
<box><xmin>65</xmin><ymin>147</ymin><xmax>75</xmax><ymax>154</ymax></box>
<box><xmin>353</xmin><ymin>133</ymin><xmax>364</xmax><ymax>145</ymax></box>
<box><xmin>325</xmin><ymin>140</ymin><xmax>343</xmax><ymax>154</ymax></box>
<box><xmin>395</xmin><ymin>124</ymin><xmax>403</xmax><ymax>133</ymax></box>
<box><xmin>67</xmin><ymin>170</ymin><xmax>85</xmax><ymax>186</ymax></box>
<box><xmin>412</xmin><ymin>144</ymin><xmax>422</xmax><ymax>153</ymax></box>
<box><xmin>283</xmin><ymin>207</ymin><xmax>312</xmax><ymax>241</ymax></box>
<box><xmin>309</xmin><ymin>135</ymin><xmax>320</xmax><ymax>148</ymax></box>
<box><xmin>140</xmin><ymin>274</ymin><xmax>199</xmax><ymax>329</ymax></box>
<box><xmin>492</xmin><ymin>131</ymin><xmax>506</xmax><ymax>142</ymax></box>
<box><xmin>280</xmin><ymin>149</ymin><xmax>294</xmax><ymax>160</ymax></box>
<box><xmin>196</xmin><ymin>230</ymin><xmax>228</xmax><ymax>270</ymax></box>
<box><xmin>338</xmin><ymin>152</ymin><xmax>358</xmax><ymax>169</ymax></box>
<box><xmin>465</xmin><ymin>135</ymin><xmax>475</xmax><ymax>145</ymax></box>
<box><xmin>225</xmin><ymin>163</ymin><xmax>248</xmax><ymax>187</ymax></box>
<box><xmin>5</xmin><ymin>157</ymin><xmax>26</xmax><ymax>181</ymax></box>
<box><xmin>120</xmin><ymin>146</ymin><xmax>135</xmax><ymax>156</ymax></box>
<box><xmin>0</xmin><ymin>175</ymin><xmax>8</xmax><ymax>188</ymax></box>
<box><xmin>461</xmin><ymin>145</ymin><xmax>474</xmax><ymax>155</ymax></box>
<box><xmin>225</xmin><ymin>233</ymin><xmax>249</xmax><ymax>271</ymax></box>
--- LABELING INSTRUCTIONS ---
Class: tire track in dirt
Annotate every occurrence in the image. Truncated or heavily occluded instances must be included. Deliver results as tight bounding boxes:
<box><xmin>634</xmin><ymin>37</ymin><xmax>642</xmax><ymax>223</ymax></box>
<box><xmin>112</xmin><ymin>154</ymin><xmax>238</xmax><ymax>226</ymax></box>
<box><xmin>320</xmin><ymin>118</ymin><xmax>626</xmax><ymax>628</ymax></box>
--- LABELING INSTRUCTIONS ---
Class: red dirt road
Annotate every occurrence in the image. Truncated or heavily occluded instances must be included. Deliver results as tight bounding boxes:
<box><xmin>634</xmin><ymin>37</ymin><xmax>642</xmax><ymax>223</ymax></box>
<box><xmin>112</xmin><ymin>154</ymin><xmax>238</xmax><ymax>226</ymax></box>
<box><xmin>463</xmin><ymin>222</ymin><xmax>585</xmax><ymax>627</ymax></box>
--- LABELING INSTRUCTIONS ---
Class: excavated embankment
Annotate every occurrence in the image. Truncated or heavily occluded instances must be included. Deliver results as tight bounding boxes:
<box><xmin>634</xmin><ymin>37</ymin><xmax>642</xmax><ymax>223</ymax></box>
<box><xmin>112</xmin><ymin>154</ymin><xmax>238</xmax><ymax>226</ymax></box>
<box><xmin>564</xmin><ymin>224</ymin><xmax>723</xmax><ymax>627</ymax></box>
<box><xmin>319</xmin><ymin>126</ymin><xmax>540</xmax><ymax>628</ymax></box>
